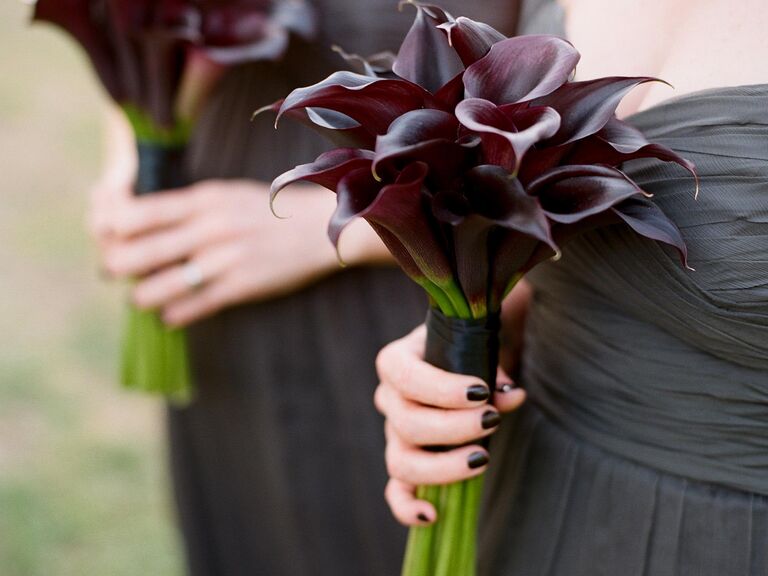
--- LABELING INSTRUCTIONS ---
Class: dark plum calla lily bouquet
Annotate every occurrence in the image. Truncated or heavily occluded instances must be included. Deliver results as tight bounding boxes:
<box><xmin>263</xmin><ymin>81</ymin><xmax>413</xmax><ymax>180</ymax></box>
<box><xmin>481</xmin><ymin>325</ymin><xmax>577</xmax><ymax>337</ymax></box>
<box><xmin>33</xmin><ymin>0</ymin><xmax>316</xmax><ymax>402</ymax></box>
<box><xmin>265</xmin><ymin>2</ymin><xmax>697</xmax><ymax>574</ymax></box>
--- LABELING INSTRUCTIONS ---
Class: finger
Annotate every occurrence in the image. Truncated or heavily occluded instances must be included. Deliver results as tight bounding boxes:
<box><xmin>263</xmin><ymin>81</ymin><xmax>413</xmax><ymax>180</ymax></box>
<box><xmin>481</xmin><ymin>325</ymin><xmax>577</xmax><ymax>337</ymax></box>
<box><xmin>132</xmin><ymin>244</ymin><xmax>241</xmax><ymax>310</ymax></box>
<box><xmin>161</xmin><ymin>275</ymin><xmax>242</xmax><ymax>327</ymax></box>
<box><xmin>384</xmin><ymin>478</ymin><xmax>437</xmax><ymax>527</ymax></box>
<box><xmin>376</xmin><ymin>327</ymin><xmax>490</xmax><ymax>409</ymax></box>
<box><xmin>385</xmin><ymin>423</ymin><xmax>489</xmax><ymax>486</ymax></box>
<box><xmin>88</xmin><ymin>180</ymin><xmax>133</xmax><ymax>239</ymax></box>
<box><xmin>493</xmin><ymin>366</ymin><xmax>527</xmax><ymax>414</ymax></box>
<box><xmin>104</xmin><ymin>222</ymin><xmax>204</xmax><ymax>278</ymax></box>
<box><xmin>376</xmin><ymin>383</ymin><xmax>500</xmax><ymax>446</ymax></box>
<box><xmin>110</xmin><ymin>190</ymin><xmax>197</xmax><ymax>238</ymax></box>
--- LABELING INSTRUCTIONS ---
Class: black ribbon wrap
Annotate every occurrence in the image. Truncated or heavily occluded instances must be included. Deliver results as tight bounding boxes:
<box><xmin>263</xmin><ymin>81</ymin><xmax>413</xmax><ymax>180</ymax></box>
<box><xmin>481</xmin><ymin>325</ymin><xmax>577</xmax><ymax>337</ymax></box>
<box><xmin>135</xmin><ymin>142</ymin><xmax>188</xmax><ymax>195</ymax></box>
<box><xmin>424</xmin><ymin>309</ymin><xmax>500</xmax><ymax>388</ymax></box>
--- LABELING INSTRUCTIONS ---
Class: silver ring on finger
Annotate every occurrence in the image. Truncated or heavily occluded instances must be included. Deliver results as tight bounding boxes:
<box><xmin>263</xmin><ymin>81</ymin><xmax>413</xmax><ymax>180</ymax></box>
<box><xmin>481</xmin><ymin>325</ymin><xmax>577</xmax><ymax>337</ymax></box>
<box><xmin>182</xmin><ymin>261</ymin><xmax>205</xmax><ymax>291</ymax></box>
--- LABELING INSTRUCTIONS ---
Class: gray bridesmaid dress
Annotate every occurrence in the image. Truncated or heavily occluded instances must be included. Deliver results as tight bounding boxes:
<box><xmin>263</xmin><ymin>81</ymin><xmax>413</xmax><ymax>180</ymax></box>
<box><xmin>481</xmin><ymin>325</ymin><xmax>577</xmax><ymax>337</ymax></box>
<box><xmin>481</xmin><ymin>85</ymin><xmax>768</xmax><ymax>575</ymax></box>
<box><xmin>166</xmin><ymin>2</ymin><xmax>521</xmax><ymax>575</ymax></box>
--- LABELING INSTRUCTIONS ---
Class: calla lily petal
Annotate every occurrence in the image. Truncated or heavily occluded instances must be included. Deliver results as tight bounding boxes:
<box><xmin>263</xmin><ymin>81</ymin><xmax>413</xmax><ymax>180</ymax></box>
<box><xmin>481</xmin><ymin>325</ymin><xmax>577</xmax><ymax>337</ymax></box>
<box><xmin>329</xmin><ymin>165</ymin><xmax>384</xmax><ymax>247</ymax></box>
<box><xmin>431</xmin><ymin>166</ymin><xmax>554</xmax><ymax>316</ymax></box>
<box><xmin>332</xmin><ymin>45</ymin><xmax>396</xmax><ymax>78</ymax></box>
<box><xmin>613</xmin><ymin>197</ymin><xmax>690</xmax><ymax>267</ymax></box>
<box><xmin>456</xmin><ymin>99</ymin><xmax>561</xmax><ymax>171</ymax></box>
<box><xmin>567</xmin><ymin>118</ymin><xmax>699</xmax><ymax>194</ymax></box>
<box><xmin>534</xmin><ymin>76</ymin><xmax>661</xmax><ymax>145</ymax></box>
<box><xmin>464</xmin><ymin>35</ymin><xmax>580</xmax><ymax>104</ymax></box>
<box><xmin>438</xmin><ymin>16</ymin><xmax>506</xmax><ymax>67</ymax></box>
<box><xmin>348</xmin><ymin>162</ymin><xmax>454</xmax><ymax>286</ymax></box>
<box><xmin>374</xmin><ymin>109</ymin><xmax>467</xmax><ymax>183</ymax></box>
<box><xmin>393</xmin><ymin>1</ymin><xmax>463</xmax><ymax>93</ymax></box>
<box><xmin>277</xmin><ymin>71</ymin><xmax>435</xmax><ymax>135</ymax></box>
<box><xmin>465</xmin><ymin>166</ymin><xmax>553</xmax><ymax>245</ymax></box>
<box><xmin>433</xmin><ymin>72</ymin><xmax>466</xmax><ymax>110</ymax></box>
<box><xmin>530</xmin><ymin>165</ymin><xmax>646</xmax><ymax>223</ymax></box>
<box><xmin>271</xmin><ymin>148</ymin><xmax>375</xmax><ymax>211</ymax></box>
<box><xmin>256</xmin><ymin>99</ymin><xmax>377</xmax><ymax>148</ymax></box>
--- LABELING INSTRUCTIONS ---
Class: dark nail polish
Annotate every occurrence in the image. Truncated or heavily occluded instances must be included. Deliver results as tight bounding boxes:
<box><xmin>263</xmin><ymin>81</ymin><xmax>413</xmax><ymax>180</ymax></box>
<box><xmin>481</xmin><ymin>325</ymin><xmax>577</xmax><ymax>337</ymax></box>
<box><xmin>468</xmin><ymin>451</ymin><xmax>489</xmax><ymax>469</ymax></box>
<box><xmin>481</xmin><ymin>410</ymin><xmax>502</xmax><ymax>430</ymax></box>
<box><xmin>466</xmin><ymin>384</ymin><xmax>490</xmax><ymax>402</ymax></box>
<box><xmin>417</xmin><ymin>513</ymin><xmax>429</xmax><ymax>523</ymax></box>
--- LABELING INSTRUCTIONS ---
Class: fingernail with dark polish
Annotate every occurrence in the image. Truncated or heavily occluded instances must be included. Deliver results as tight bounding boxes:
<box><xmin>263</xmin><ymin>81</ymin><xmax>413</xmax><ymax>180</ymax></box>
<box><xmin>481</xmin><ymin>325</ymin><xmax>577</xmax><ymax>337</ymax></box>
<box><xmin>481</xmin><ymin>410</ymin><xmax>502</xmax><ymax>430</ymax></box>
<box><xmin>468</xmin><ymin>451</ymin><xmax>489</xmax><ymax>469</ymax></box>
<box><xmin>466</xmin><ymin>384</ymin><xmax>490</xmax><ymax>402</ymax></box>
<box><xmin>417</xmin><ymin>513</ymin><xmax>430</xmax><ymax>523</ymax></box>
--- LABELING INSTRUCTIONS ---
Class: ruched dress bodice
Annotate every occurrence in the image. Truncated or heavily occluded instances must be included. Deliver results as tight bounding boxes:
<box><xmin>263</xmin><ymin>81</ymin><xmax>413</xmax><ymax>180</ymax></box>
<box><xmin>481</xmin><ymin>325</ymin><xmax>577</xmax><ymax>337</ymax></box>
<box><xmin>481</xmin><ymin>85</ymin><xmax>768</xmax><ymax>576</ymax></box>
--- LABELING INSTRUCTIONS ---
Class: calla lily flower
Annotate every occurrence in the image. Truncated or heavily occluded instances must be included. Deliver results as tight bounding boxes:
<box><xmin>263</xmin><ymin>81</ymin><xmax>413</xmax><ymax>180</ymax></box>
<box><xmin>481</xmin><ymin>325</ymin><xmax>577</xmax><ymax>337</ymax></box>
<box><xmin>32</xmin><ymin>0</ymin><xmax>318</xmax><ymax>402</ymax></box>
<box><xmin>266</xmin><ymin>4</ymin><xmax>699</xmax><ymax>575</ymax></box>
<box><xmin>268</xmin><ymin>1</ymin><xmax>697</xmax><ymax>320</ymax></box>
<box><xmin>33</xmin><ymin>0</ymin><xmax>317</xmax><ymax>128</ymax></box>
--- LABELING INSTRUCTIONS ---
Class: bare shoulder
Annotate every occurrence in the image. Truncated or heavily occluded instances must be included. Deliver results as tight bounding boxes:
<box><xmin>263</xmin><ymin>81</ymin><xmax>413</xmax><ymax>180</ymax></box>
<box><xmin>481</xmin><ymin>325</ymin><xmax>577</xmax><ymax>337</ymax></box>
<box><xmin>560</xmin><ymin>0</ymin><xmax>768</xmax><ymax>115</ymax></box>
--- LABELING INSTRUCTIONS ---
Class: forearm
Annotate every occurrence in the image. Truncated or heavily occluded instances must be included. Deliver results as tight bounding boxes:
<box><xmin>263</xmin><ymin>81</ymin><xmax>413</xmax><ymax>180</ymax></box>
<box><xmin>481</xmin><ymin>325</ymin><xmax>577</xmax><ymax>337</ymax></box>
<box><xmin>273</xmin><ymin>183</ymin><xmax>395</xmax><ymax>269</ymax></box>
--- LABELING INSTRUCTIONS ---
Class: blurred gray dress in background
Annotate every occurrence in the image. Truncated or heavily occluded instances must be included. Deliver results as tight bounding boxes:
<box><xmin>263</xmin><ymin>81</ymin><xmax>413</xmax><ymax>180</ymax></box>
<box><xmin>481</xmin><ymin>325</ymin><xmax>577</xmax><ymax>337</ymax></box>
<box><xmin>167</xmin><ymin>2</ymin><xmax>521</xmax><ymax>575</ymax></box>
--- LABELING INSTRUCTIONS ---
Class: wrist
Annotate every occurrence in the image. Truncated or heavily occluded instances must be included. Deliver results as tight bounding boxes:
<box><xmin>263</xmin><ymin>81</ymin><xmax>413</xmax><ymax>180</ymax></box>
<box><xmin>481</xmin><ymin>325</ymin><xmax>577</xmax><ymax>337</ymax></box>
<box><xmin>338</xmin><ymin>219</ymin><xmax>393</xmax><ymax>268</ymax></box>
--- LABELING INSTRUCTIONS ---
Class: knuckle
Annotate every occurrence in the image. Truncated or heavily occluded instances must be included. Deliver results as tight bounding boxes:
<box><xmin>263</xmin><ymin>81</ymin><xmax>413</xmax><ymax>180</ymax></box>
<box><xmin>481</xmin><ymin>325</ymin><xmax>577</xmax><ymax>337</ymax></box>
<box><xmin>373</xmin><ymin>384</ymin><xmax>388</xmax><ymax>415</ymax></box>
<box><xmin>385</xmin><ymin>446</ymin><xmax>402</xmax><ymax>479</ymax></box>
<box><xmin>103</xmin><ymin>251</ymin><xmax>125</xmax><ymax>276</ymax></box>
<box><xmin>383</xmin><ymin>480</ymin><xmax>398</xmax><ymax>505</ymax></box>
<box><xmin>375</xmin><ymin>343</ymin><xmax>394</xmax><ymax>379</ymax></box>
<box><xmin>392</xmin><ymin>354</ymin><xmax>414</xmax><ymax>395</ymax></box>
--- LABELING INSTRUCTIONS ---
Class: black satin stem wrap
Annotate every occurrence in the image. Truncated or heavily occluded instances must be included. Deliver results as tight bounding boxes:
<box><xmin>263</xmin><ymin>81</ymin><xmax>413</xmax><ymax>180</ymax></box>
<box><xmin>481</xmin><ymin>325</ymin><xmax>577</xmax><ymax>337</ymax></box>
<box><xmin>424</xmin><ymin>309</ymin><xmax>500</xmax><ymax>388</ymax></box>
<box><xmin>135</xmin><ymin>142</ymin><xmax>188</xmax><ymax>195</ymax></box>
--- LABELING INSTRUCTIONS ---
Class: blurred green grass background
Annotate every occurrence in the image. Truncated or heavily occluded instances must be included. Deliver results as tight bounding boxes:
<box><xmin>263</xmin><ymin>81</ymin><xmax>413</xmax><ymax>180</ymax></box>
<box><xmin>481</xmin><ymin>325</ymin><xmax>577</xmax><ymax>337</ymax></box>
<box><xmin>0</xmin><ymin>2</ymin><xmax>184</xmax><ymax>574</ymax></box>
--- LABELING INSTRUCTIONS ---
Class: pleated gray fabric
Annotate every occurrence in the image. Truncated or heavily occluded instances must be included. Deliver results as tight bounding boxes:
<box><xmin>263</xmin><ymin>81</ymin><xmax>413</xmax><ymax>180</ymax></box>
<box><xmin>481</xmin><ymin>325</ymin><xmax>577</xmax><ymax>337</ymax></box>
<box><xmin>480</xmin><ymin>85</ymin><xmax>768</xmax><ymax>575</ymax></box>
<box><xmin>166</xmin><ymin>2</ymin><xmax>521</xmax><ymax>576</ymax></box>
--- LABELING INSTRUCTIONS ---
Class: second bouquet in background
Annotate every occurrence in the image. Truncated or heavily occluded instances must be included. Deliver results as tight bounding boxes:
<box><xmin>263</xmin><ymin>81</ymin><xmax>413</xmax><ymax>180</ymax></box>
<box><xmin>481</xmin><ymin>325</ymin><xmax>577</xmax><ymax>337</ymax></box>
<box><xmin>33</xmin><ymin>0</ymin><xmax>316</xmax><ymax>402</ymax></box>
<box><xmin>266</xmin><ymin>1</ymin><xmax>697</xmax><ymax>574</ymax></box>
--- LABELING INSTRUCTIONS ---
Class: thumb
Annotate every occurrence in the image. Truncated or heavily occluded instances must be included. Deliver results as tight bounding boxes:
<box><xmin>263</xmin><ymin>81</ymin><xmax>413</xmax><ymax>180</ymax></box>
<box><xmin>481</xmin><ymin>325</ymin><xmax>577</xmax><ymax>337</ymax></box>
<box><xmin>493</xmin><ymin>365</ymin><xmax>526</xmax><ymax>414</ymax></box>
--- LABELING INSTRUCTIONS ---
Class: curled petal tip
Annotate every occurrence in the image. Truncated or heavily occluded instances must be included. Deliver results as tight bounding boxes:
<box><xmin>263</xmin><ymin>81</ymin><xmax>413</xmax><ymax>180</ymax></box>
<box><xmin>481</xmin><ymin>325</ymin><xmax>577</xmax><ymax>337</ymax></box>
<box><xmin>268</xmin><ymin>190</ymin><xmax>291</xmax><ymax>220</ymax></box>
<box><xmin>335</xmin><ymin>246</ymin><xmax>348</xmax><ymax>267</ymax></box>
<box><xmin>252</xmin><ymin>104</ymin><xmax>282</xmax><ymax>130</ymax></box>
<box><xmin>686</xmin><ymin>264</ymin><xmax>696</xmax><ymax>272</ymax></box>
<box><xmin>269</xmin><ymin>202</ymin><xmax>291</xmax><ymax>220</ymax></box>
<box><xmin>551</xmin><ymin>248</ymin><xmax>563</xmax><ymax>262</ymax></box>
<box><xmin>372</xmin><ymin>166</ymin><xmax>383</xmax><ymax>183</ymax></box>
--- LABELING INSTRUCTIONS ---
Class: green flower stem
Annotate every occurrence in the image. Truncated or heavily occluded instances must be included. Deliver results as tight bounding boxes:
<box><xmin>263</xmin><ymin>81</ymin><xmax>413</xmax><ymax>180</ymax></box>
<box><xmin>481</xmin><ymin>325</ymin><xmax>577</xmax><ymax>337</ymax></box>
<box><xmin>402</xmin><ymin>289</ymin><xmax>498</xmax><ymax>576</ymax></box>
<box><xmin>460</xmin><ymin>475</ymin><xmax>484</xmax><ymax>573</ymax></box>
<box><xmin>402</xmin><ymin>477</ymin><xmax>485</xmax><ymax>576</ymax></box>
<box><xmin>439</xmin><ymin>281</ymin><xmax>473</xmax><ymax>320</ymax></box>
<box><xmin>116</xmin><ymin>108</ymin><xmax>195</xmax><ymax>403</ymax></box>
<box><xmin>434</xmin><ymin>481</ymin><xmax>463</xmax><ymax>576</ymax></box>
<box><xmin>121</xmin><ymin>304</ymin><xmax>191</xmax><ymax>404</ymax></box>
<box><xmin>403</xmin><ymin>484</ymin><xmax>440</xmax><ymax>574</ymax></box>
<box><xmin>418</xmin><ymin>279</ymin><xmax>457</xmax><ymax>318</ymax></box>
<box><xmin>122</xmin><ymin>104</ymin><xmax>192</xmax><ymax>146</ymax></box>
